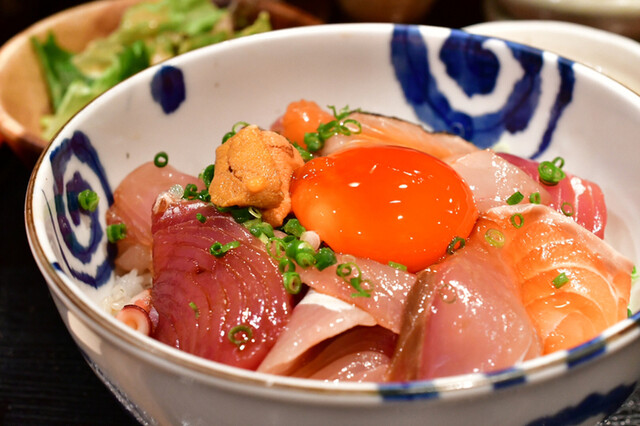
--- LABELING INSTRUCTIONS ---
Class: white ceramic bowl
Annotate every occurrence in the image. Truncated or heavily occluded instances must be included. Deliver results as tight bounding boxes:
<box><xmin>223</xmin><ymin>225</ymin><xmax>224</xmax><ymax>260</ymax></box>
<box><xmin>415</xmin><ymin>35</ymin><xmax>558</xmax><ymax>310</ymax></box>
<box><xmin>464</xmin><ymin>20</ymin><xmax>640</xmax><ymax>95</ymax></box>
<box><xmin>26</xmin><ymin>23</ymin><xmax>640</xmax><ymax>425</ymax></box>
<box><xmin>485</xmin><ymin>0</ymin><xmax>640</xmax><ymax>41</ymax></box>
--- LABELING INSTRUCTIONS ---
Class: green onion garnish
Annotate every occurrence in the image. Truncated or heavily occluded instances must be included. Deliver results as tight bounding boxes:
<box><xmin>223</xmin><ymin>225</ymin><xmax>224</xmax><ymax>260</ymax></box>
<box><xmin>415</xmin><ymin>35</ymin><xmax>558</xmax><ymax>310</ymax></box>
<box><xmin>106</xmin><ymin>223</ymin><xmax>127</xmax><ymax>243</ymax></box>
<box><xmin>506</xmin><ymin>191</ymin><xmax>524</xmax><ymax>205</ymax></box>
<box><xmin>77</xmin><ymin>189</ymin><xmax>99</xmax><ymax>212</ymax></box>
<box><xmin>189</xmin><ymin>301</ymin><xmax>200</xmax><ymax>319</ymax></box>
<box><xmin>447</xmin><ymin>236</ymin><xmax>465</xmax><ymax>255</ymax></box>
<box><xmin>484</xmin><ymin>229</ymin><xmax>505</xmax><ymax>248</ymax></box>
<box><xmin>632</xmin><ymin>265</ymin><xmax>639</xmax><ymax>282</ymax></box>
<box><xmin>302</xmin><ymin>105</ymin><xmax>362</xmax><ymax>153</ymax></box>
<box><xmin>209</xmin><ymin>241</ymin><xmax>240</xmax><ymax>257</ymax></box>
<box><xmin>529</xmin><ymin>192</ymin><xmax>541</xmax><ymax>204</ymax></box>
<box><xmin>283</xmin><ymin>218</ymin><xmax>306</xmax><ymax>238</ymax></box>
<box><xmin>628</xmin><ymin>308</ymin><xmax>633</xmax><ymax>318</ymax></box>
<box><xmin>510</xmin><ymin>213</ymin><xmax>524</xmax><ymax>229</ymax></box>
<box><xmin>561</xmin><ymin>202</ymin><xmax>574</xmax><ymax>217</ymax></box>
<box><xmin>154</xmin><ymin>151</ymin><xmax>168</xmax><ymax>168</ymax></box>
<box><xmin>315</xmin><ymin>247</ymin><xmax>337</xmax><ymax>271</ymax></box>
<box><xmin>553</xmin><ymin>272</ymin><xmax>569</xmax><ymax>289</ymax></box>
<box><xmin>199</xmin><ymin>164</ymin><xmax>215</xmax><ymax>190</ymax></box>
<box><xmin>283</xmin><ymin>271</ymin><xmax>302</xmax><ymax>294</ymax></box>
<box><xmin>183</xmin><ymin>183</ymin><xmax>211</xmax><ymax>203</ymax></box>
<box><xmin>222</xmin><ymin>121</ymin><xmax>250</xmax><ymax>144</ymax></box>
<box><xmin>388</xmin><ymin>261</ymin><xmax>408</xmax><ymax>271</ymax></box>
<box><xmin>538</xmin><ymin>157</ymin><xmax>566</xmax><ymax>185</ymax></box>
<box><xmin>196</xmin><ymin>213</ymin><xmax>206</xmax><ymax>223</ymax></box>
<box><xmin>228</xmin><ymin>324</ymin><xmax>253</xmax><ymax>348</ymax></box>
<box><xmin>336</xmin><ymin>262</ymin><xmax>372</xmax><ymax>298</ymax></box>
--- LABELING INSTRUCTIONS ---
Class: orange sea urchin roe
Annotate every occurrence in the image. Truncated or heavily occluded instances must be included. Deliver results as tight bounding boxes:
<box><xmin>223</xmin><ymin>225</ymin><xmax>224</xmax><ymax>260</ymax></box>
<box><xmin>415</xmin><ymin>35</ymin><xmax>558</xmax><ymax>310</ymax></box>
<box><xmin>290</xmin><ymin>145</ymin><xmax>478</xmax><ymax>272</ymax></box>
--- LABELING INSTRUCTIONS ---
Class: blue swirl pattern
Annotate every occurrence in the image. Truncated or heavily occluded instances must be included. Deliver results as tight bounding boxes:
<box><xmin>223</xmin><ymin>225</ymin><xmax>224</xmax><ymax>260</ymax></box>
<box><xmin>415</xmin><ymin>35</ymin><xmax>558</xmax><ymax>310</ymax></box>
<box><xmin>48</xmin><ymin>131</ymin><xmax>115</xmax><ymax>288</ymax></box>
<box><xmin>391</xmin><ymin>26</ymin><xmax>575</xmax><ymax>157</ymax></box>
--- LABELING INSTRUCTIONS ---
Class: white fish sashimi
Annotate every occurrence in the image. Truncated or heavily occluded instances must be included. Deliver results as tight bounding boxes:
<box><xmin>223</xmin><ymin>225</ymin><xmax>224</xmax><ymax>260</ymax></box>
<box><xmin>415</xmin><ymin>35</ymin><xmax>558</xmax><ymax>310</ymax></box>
<box><xmin>257</xmin><ymin>290</ymin><xmax>376</xmax><ymax>375</ymax></box>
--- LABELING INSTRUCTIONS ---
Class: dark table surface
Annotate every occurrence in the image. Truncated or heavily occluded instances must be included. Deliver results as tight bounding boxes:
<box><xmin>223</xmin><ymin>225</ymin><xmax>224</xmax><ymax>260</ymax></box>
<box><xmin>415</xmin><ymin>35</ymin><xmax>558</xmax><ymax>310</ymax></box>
<box><xmin>1</xmin><ymin>0</ymin><xmax>640</xmax><ymax>424</ymax></box>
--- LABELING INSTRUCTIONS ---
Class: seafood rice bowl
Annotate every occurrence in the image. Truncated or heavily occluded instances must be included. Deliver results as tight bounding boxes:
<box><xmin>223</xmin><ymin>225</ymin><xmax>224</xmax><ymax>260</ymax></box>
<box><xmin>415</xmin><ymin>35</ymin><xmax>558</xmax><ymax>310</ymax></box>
<box><xmin>25</xmin><ymin>23</ymin><xmax>640</xmax><ymax>425</ymax></box>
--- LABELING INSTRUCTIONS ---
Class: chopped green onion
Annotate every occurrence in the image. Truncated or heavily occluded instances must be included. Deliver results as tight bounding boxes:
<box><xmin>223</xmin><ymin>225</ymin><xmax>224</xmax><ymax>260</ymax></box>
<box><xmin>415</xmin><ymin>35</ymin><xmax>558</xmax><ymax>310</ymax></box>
<box><xmin>77</xmin><ymin>189</ymin><xmax>99</xmax><ymax>212</ymax></box>
<box><xmin>628</xmin><ymin>308</ymin><xmax>633</xmax><ymax>318</ymax></box>
<box><xmin>304</xmin><ymin>132</ymin><xmax>324</xmax><ymax>152</ymax></box>
<box><xmin>199</xmin><ymin>164</ymin><xmax>215</xmax><ymax>190</ymax></box>
<box><xmin>336</xmin><ymin>262</ymin><xmax>372</xmax><ymax>298</ymax></box>
<box><xmin>315</xmin><ymin>247</ymin><xmax>337</xmax><ymax>271</ymax></box>
<box><xmin>506</xmin><ymin>191</ymin><xmax>524</xmax><ymax>205</ymax></box>
<box><xmin>106</xmin><ymin>223</ymin><xmax>127</xmax><ymax>243</ymax></box>
<box><xmin>196</xmin><ymin>213</ymin><xmax>206</xmax><ymax>223</ymax></box>
<box><xmin>510</xmin><ymin>213</ymin><xmax>524</xmax><ymax>229</ymax></box>
<box><xmin>222</xmin><ymin>121</ymin><xmax>250</xmax><ymax>143</ymax></box>
<box><xmin>154</xmin><ymin>151</ymin><xmax>168</xmax><ymax>168</ymax></box>
<box><xmin>328</xmin><ymin>105</ymin><xmax>353</xmax><ymax>120</ymax></box>
<box><xmin>209</xmin><ymin>240</ymin><xmax>240</xmax><ymax>257</ymax></box>
<box><xmin>632</xmin><ymin>265</ymin><xmax>639</xmax><ymax>282</ymax></box>
<box><xmin>183</xmin><ymin>183</ymin><xmax>210</xmax><ymax>202</ymax></box>
<box><xmin>538</xmin><ymin>157</ymin><xmax>566</xmax><ymax>185</ymax></box>
<box><xmin>278</xmin><ymin>258</ymin><xmax>296</xmax><ymax>274</ymax></box>
<box><xmin>529</xmin><ymin>192</ymin><xmax>541</xmax><ymax>204</ymax></box>
<box><xmin>447</xmin><ymin>236</ymin><xmax>465</xmax><ymax>255</ymax></box>
<box><xmin>553</xmin><ymin>272</ymin><xmax>569</xmax><ymax>289</ymax></box>
<box><xmin>228</xmin><ymin>324</ymin><xmax>253</xmax><ymax>348</ymax></box>
<box><xmin>388</xmin><ymin>261</ymin><xmax>407</xmax><ymax>271</ymax></box>
<box><xmin>245</xmin><ymin>219</ymin><xmax>274</xmax><ymax>240</ymax></box>
<box><xmin>283</xmin><ymin>218</ymin><xmax>306</xmax><ymax>237</ymax></box>
<box><xmin>266</xmin><ymin>237</ymin><xmax>287</xmax><ymax>260</ymax></box>
<box><xmin>484</xmin><ymin>229</ymin><xmax>505</xmax><ymax>248</ymax></box>
<box><xmin>561</xmin><ymin>202</ymin><xmax>574</xmax><ymax>217</ymax></box>
<box><xmin>189</xmin><ymin>301</ymin><xmax>200</xmax><ymax>319</ymax></box>
<box><xmin>292</xmin><ymin>142</ymin><xmax>313</xmax><ymax>162</ymax></box>
<box><xmin>283</xmin><ymin>271</ymin><xmax>302</xmax><ymax>294</ymax></box>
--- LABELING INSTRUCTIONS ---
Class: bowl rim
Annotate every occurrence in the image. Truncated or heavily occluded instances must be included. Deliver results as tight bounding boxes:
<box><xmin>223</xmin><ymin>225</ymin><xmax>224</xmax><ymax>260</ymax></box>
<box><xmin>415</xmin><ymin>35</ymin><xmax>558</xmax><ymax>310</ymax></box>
<box><xmin>495</xmin><ymin>0</ymin><xmax>640</xmax><ymax>16</ymax></box>
<box><xmin>24</xmin><ymin>22</ymin><xmax>640</xmax><ymax>401</ymax></box>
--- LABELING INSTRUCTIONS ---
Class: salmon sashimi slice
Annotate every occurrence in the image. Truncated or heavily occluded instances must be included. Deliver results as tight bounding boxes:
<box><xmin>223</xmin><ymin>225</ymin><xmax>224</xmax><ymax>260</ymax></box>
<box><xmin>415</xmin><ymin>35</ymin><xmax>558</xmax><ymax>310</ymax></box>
<box><xmin>320</xmin><ymin>112</ymin><xmax>479</xmax><ymax>160</ymax></box>
<box><xmin>272</xmin><ymin>99</ymin><xmax>335</xmax><ymax>149</ymax></box>
<box><xmin>106</xmin><ymin>161</ymin><xmax>201</xmax><ymax>272</ymax></box>
<box><xmin>479</xmin><ymin>204</ymin><xmax>632</xmax><ymax>354</ymax></box>
<box><xmin>257</xmin><ymin>290</ymin><xmax>376</xmax><ymax>376</ymax></box>
<box><xmin>387</xmin><ymin>236</ymin><xmax>542</xmax><ymax>381</ymax></box>
<box><xmin>290</xmin><ymin>326</ymin><xmax>397</xmax><ymax>383</ymax></box>
<box><xmin>448</xmin><ymin>150</ymin><xmax>552</xmax><ymax>212</ymax></box>
<box><xmin>150</xmin><ymin>195</ymin><xmax>292</xmax><ymax>370</ymax></box>
<box><xmin>498</xmin><ymin>153</ymin><xmax>607</xmax><ymax>238</ymax></box>
<box><xmin>298</xmin><ymin>255</ymin><xmax>417</xmax><ymax>334</ymax></box>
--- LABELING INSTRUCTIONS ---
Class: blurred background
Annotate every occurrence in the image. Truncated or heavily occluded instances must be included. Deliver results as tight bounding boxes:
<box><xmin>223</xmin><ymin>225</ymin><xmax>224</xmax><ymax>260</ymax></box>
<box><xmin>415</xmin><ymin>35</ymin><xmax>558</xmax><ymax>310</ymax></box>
<box><xmin>1</xmin><ymin>0</ymin><xmax>639</xmax><ymax>425</ymax></box>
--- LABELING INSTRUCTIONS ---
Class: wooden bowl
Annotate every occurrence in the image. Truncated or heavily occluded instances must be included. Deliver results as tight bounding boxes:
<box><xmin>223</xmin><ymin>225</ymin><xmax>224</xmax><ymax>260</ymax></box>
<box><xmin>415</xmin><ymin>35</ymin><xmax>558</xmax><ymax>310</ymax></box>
<box><xmin>0</xmin><ymin>0</ymin><xmax>321</xmax><ymax>164</ymax></box>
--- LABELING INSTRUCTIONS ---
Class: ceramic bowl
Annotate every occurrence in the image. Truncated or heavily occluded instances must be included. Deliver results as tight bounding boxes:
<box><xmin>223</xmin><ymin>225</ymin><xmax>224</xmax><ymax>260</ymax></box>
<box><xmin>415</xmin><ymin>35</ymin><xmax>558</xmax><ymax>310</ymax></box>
<box><xmin>485</xmin><ymin>0</ymin><xmax>640</xmax><ymax>41</ymax></box>
<box><xmin>464</xmin><ymin>20</ymin><xmax>640</xmax><ymax>95</ymax></box>
<box><xmin>25</xmin><ymin>23</ymin><xmax>640</xmax><ymax>425</ymax></box>
<box><xmin>0</xmin><ymin>0</ymin><xmax>321</xmax><ymax>164</ymax></box>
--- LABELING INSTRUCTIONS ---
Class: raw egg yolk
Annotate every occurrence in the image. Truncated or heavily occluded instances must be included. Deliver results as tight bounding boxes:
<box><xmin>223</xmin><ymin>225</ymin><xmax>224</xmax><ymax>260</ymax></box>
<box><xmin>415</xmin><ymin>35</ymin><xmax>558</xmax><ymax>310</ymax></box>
<box><xmin>290</xmin><ymin>145</ymin><xmax>478</xmax><ymax>272</ymax></box>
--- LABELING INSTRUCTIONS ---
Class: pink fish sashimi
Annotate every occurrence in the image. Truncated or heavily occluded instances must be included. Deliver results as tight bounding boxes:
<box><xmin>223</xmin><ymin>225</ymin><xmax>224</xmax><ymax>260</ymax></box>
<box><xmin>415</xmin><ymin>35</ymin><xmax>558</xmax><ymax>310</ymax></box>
<box><xmin>106</xmin><ymin>161</ymin><xmax>201</xmax><ymax>272</ymax></box>
<box><xmin>290</xmin><ymin>326</ymin><xmax>398</xmax><ymax>383</ymax></box>
<box><xmin>150</xmin><ymin>195</ymin><xmax>292</xmax><ymax>370</ymax></box>
<box><xmin>257</xmin><ymin>290</ymin><xmax>376</xmax><ymax>376</ymax></box>
<box><xmin>498</xmin><ymin>153</ymin><xmax>607</xmax><ymax>238</ymax></box>
<box><xmin>387</xmin><ymin>234</ymin><xmax>542</xmax><ymax>381</ymax></box>
<box><xmin>448</xmin><ymin>150</ymin><xmax>552</xmax><ymax>212</ymax></box>
<box><xmin>298</xmin><ymin>255</ymin><xmax>417</xmax><ymax>334</ymax></box>
<box><xmin>320</xmin><ymin>112</ymin><xmax>479</xmax><ymax>160</ymax></box>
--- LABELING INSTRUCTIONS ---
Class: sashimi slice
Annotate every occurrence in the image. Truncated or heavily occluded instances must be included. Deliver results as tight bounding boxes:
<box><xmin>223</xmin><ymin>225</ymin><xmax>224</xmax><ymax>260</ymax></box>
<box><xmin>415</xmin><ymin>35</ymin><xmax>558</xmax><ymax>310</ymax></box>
<box><xmin>498</xmin><ymin>153</ymin><xmax>607</xmax><ymax>238</ymax></box>
<box><xmin>257</xmin><ymin>290</ymin><xmax>376</xmax><ymax>376</ymax></box>
<box><xmin>387</xmin><ymin>237</ymin><xmax>542</xmax><ymax>381</ymax></box>
<box><xmin>106</xmin><ymin>161</ymin><xmax>201</xmax><ymax>272</ymax></box>
<box><xmin>448</xmin><ymin>150</ymin><xmax>551</xmax><ymax>212</ymax></box>
<box><xmin>320</xmin><ymin>112</ymin><xmax>479</xmax><ymax>160</ymax></box>
<box><xmin>150</xmin><ymin>195</ymin><xmax>292</xmax><ymax>370</ymax></box>
<box><xmin>298</xmin><ymin>255</ymin><xmax>417</xmax><ymax>333</ymax></box>
<box><xmin>290</xmin><ymin>326</ymin><xmax>397</xmax><ymax>383</ymax></box>
<box><xmin>480</xmin><ymin>204</ymin><xmax>632</xmax><ymax>354</ymax></box>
